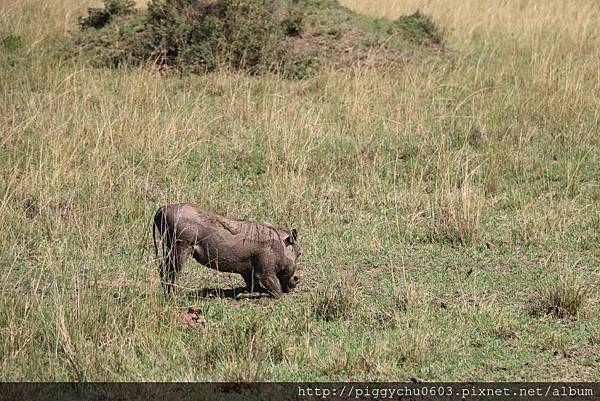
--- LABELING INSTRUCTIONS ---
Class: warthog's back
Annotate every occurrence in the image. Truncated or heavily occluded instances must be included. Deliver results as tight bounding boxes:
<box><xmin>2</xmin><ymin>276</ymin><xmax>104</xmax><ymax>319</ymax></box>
<box><xmin>155</xmin><ymin>203</ymin><xmax>287</xmax><ymax>245</ymax></box>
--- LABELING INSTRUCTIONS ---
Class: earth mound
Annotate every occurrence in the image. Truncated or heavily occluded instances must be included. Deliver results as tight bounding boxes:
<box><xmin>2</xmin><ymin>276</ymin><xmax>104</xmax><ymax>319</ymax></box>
<box><xmin>69</xmin><ymin>0</ymin><xmax>445</xmax><ymax>77</ymax></box>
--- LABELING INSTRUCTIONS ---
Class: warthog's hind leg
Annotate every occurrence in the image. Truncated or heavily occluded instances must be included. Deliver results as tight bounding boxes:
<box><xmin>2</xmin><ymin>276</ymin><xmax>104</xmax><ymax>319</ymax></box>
<box><xmin>160</xmin><ymin>242</ymin><xmax>190</xmax><ymax>296</ymax></box>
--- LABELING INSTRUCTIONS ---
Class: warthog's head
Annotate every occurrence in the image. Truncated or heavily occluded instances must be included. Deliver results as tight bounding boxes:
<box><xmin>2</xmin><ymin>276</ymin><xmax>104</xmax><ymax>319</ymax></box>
<box><xmin>280</xmin><ymin>228</ymin><xmax>301</xmax><ymax>292</ymax></box>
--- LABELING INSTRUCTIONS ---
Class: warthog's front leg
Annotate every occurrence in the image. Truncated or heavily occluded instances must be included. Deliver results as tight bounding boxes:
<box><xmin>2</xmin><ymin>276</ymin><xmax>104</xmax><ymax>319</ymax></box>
<box><xmin>278</xmin><ymin>266</ymin><xmax>299</xmax><ymax>293</ymax></box>
<box><xmin>235</xmin><ymin>272</ymin><xmax>270</xmax><ymax>299</ymax></box>
<box><xmin>256</xmin><ymin>272</ymin><xmax>283</xmax><ymax>298</ymax></box>
<box><xmin>241</xmin><ymin>271</ymin><xmax>258</xmax><ymax>293</ymax></box>
<box><xmin>252</xmin><ymin>253</ymin><xmax>284</xmax><ymax>298</ymax></box>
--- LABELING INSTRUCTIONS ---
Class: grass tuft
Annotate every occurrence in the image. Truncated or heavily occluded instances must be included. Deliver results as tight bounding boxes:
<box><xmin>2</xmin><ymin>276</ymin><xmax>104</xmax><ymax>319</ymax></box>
<box><xmin>393</xmin><ymin>280</ymin><xmax>424</xmax><ymax>313</ymax></box>
<box><xmin>531</xmin><ymin>272</ymin><xmax>589</xmax><ymax>319</ymax></box>
<box><xmin>395</xmin><ymin>333</ymin><xmax>431</xmax><ymax>366</ymax></box>
<box><xmin>426</xmin><ymin>182</ymin><xmax>485</xmax><ymax>246</ymax></box>
<box><xmin>1</xmin><ymin>34</ymin><xmax>24</xmax><ymax>51</ymax></box>
<box><xmin>311</xmin><ymin>276</ymin><xmax>359</xmax><ymax>322</ymax></box>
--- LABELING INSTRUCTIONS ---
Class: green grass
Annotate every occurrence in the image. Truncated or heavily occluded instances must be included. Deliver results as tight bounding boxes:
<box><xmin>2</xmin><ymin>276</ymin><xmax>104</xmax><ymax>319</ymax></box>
<box><xmin>1</xmin><ymin>0</ymin><xmax>600</xmax><ymax>381</ymax></box>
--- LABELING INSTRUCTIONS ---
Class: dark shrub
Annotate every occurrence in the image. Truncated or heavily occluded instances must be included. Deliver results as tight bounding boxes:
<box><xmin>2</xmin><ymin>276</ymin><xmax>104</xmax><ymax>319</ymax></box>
<box><xmin>80</xmin><ymin>0</ymin><xmax>136</xmax><ymax>29</ymax></box>
<box><xmin>145</xmin><ymin>0</ymin><xmax>286</xmax><ymax>72</ymax></box>
<box><xmin>393</xmin><ymin>11</ymin><xmax>444</xmax><ymax>46</ymax></box>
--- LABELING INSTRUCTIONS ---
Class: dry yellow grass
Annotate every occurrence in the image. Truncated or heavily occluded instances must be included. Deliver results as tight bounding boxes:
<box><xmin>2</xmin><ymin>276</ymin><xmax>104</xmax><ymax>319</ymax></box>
<box><xmin>342</xmin><ymin>0</ymin><xmax>600</xmax><ymax>49</ymax></box>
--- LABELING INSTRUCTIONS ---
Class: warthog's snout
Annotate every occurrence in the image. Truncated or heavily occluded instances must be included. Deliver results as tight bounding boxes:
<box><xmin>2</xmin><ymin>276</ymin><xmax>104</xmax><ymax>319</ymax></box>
<box><xmin>288</xmin><ymin>274</ymin><xmax>300</xmax><ymax>289</ymax></box>
<box><xmin>282</xmin><ymin>271</ymin><xmax>301</xmax><ymax>293</ymax></box>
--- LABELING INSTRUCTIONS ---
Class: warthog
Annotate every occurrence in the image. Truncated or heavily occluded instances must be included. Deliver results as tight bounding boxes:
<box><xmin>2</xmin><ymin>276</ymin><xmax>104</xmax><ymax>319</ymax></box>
<box><xmin>152</xmin><ymin>203</ymin><xmax>301</xmax><ymax>297</ymax></box>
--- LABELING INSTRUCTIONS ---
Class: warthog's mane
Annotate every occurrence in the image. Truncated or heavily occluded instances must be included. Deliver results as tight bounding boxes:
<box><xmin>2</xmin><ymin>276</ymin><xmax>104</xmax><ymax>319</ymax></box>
<box><xmin>224</xmin><ymin>218</ymin><xmax>286</xmax><ymax>244</ymax></box>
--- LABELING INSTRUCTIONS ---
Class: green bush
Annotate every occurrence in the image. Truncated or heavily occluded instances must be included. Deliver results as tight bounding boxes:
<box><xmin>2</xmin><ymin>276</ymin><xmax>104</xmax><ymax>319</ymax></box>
<box><xmin>282</xmin><ymin>2</ymin><xmax>305</xmax><ymax>36</ymax></box>
<box><xmin>146</xmin><ymin>0</ymin><xmax>286</xmax><ymax>72</ymax></box>
<box><xmin>80</xmin><ymin>0</ymin><xmax>136</xmax><ymax>29</ymax></box>
<box><xmin>393</xmin><ymin>11</ymin><xmax>444</xmax><ymax>46</ymax></box>
<box><xmin>1</xmin><ymin>34</ymin><xmax>24</xmax><ymax>51</ymax></box>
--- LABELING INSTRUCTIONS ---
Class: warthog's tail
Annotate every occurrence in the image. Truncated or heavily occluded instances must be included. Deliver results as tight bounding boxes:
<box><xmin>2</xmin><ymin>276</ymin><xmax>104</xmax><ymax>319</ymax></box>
<box><xmin>152</xmin><ymin>213</ymin><xmax>162</xmax><ymax>260</ymax></box>
<box><xmin>152</xmin><ymin>207</ymin><xmax>169</xmax><ymax>262</ymax></box>
<box><xmin>152</xmin><ymin>207</ymin><xmax>175</xmax><ymax>296</ymax></box>
<box><xmin>152</xmin><ymin>218</ymin><xmax>158</xmax><ymax>258</ymax></box>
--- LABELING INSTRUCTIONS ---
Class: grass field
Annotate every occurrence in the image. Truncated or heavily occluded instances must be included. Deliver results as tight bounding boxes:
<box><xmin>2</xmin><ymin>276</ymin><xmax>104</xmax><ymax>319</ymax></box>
<box><xmin>1</xmin><ymin>0</ymin><xmax>599</xmax><ymax>380</ymax></box>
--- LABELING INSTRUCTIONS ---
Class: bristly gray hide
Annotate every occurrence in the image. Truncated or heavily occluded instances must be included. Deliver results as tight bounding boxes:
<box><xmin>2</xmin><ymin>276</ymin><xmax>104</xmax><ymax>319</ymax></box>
<box><xmin>153</xmin><ymin>203</ymin><xmax>301</xmax><ymax>298</ymax></box>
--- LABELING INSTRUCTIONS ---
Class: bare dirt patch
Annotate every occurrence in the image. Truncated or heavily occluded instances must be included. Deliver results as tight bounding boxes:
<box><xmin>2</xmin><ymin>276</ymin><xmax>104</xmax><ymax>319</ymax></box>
<box><xmin>179</xmin><ymin>307</ymin><xmax>206</xmax><ymax>329</ymax></box>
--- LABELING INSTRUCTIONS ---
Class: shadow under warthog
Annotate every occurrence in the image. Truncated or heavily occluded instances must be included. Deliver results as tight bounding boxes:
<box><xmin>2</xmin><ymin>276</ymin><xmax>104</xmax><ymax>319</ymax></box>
<box><xmin>186</xmin><ymin>286</ymin><xmax>273</xmax><ymax>300</ymax></box>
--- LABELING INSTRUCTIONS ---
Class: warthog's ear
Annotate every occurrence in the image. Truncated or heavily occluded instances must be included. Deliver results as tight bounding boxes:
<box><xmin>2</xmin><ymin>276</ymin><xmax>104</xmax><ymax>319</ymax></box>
<box><xmin>285</xmin><ymin>228</ymin><xmax>298</xmax><ymax>245</ymax></box>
